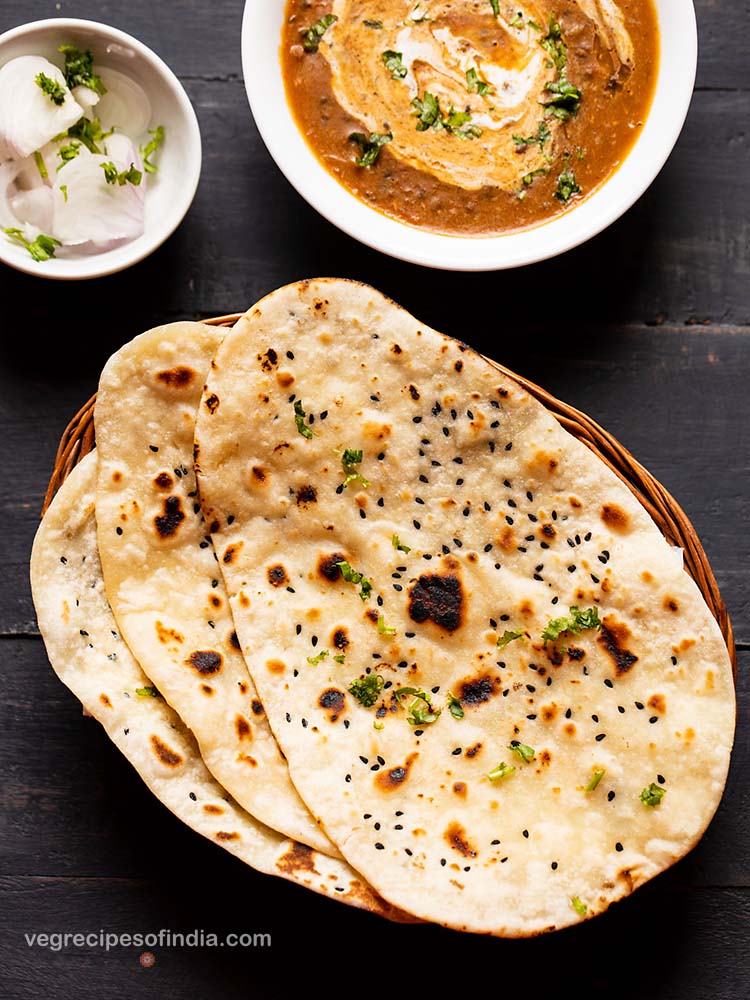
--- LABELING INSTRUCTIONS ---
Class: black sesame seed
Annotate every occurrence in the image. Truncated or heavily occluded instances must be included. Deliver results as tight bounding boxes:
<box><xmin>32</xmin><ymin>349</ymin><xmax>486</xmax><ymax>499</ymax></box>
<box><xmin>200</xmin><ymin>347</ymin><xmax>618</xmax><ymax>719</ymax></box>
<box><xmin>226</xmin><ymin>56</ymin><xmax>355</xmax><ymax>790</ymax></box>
<box><xmin>413</xmin><ymin>520</ymin><xmax>421</xmax><ymax>529</ymax></box>
<box><xmin>149</xmin><ymin>445</ymin><xmax>159</xmax><ymax>452</ymax></box>
<box><xmin>567</xmin><ymin>565</ymin><xmax>576</xmax><ymax>573</ymax></box>
<box><xmin>635</xmin><ymin>701</ymin><xmax>644</xmax><ymax>710</ymax></box>
<box><xmin>378</xmin><ymin>452</ymin><xmax>385</xmax><ymax>461</ymax></box>
<box><xmin>345</xmin><ymin>774</ymin><xmax>351</xmax><ymax>782</ymax></box>
<box><xmin>608</xmin><ymin>790</ymin><xmax>615</xmax><ymax>801</ymax></box>
<box><xmin>452</xmin><ymin>747</ymin><xmax>462</xmax><ymax>756</ymax></box>
<box><xmin>615</xmin><ymin>842</ymin><xmax>623</xmax><ymax>852</ymax></box>
<box><xmin>404</xmin><ymin>848</ymin><xmax>413</xmax><ymax>856</ymax></box>
<box><xmin>618</xmin><ymin>706</ymin><xmax>625</xmax><ymax>713</ymax></box>
<box><xmin>604</xmin><ymin>678</ymin><xmax>614</xmax><ymax>689</ymax></box>
<box><xmin>551</xmin><ymin>862</ymin><xmax>558</xmax><ymax>870</ymax></box>
<box><xmin>522</xmin><ymin>829</ymin><xmax>529</xmax><ymax>839</ymax></box>
<box><xmin>649</xmin><ymin>716</ymin><xmax>658</xmax><ymax>724</ymax></box>
<box><xmin>116</xmin><ymin>527</ymin><xmax>123</xmax><ymax>536</ymax></box>
<box><xmin>412</xmin><ymin>416</ymin><xmax>422</xmax><ymax>424</ymax></box>
<box><xmin>595</xmin><ymin>733</ymin><xmax>606</xmax><ymax>742</ymax></box>
<box><xmin>375</xmin><ymin>843</ymin><xmax>384</xmax><ymax>850</ymax></box>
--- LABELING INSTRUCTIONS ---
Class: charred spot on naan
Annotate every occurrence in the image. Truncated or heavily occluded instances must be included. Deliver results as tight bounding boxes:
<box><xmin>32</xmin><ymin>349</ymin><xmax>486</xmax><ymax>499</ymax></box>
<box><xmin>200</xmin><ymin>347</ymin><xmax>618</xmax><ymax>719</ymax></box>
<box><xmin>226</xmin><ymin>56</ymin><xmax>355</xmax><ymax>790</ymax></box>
<box><xmin>154</xmin><ymin>495</ymin><xmax>185</xmax><ymax>539</ymax></box>
<box><xmin>296</xmin><ymin>484</ymin><xmax>317</xmax><ymax>507</ymax></box>
<box><xmin>318</xmin><ymin>687</ymin><xmax>346</xmax><ymax>722</ymax></box>
<box><xmin>455</xmin><ymin>674</ymin><xmax>502</xmax><ymax>709</ymax></box>
<box><xmin>185</xmin><ymin>649</ymin><xmax>224</xmax><ymax>676</ymax></box>
<box><xmin>204</xmin><ymin>392</ymin><xmax>220</xmax><ymax>414</ymax></box>
<box><xmin>223</xmin><ymin>541</ymin><xmax>243</xmax><ymax>564</ymax></box>
<box><xmin>251</xmin><ymin>699</ymin><xmax>265</xmax><ymax>716</ymax></box>
<box><xmin>601</xmin><ymin>503</ymin><xmax>631</xmax><ymax>532</ymax></box>
<box><xmin>317</xmin><ymin>552</ymin><xmax>348</xmax><ymax>582</ymax></box>
<box><xmin>155</xmin><ymin>365</ymin><xmax>197</xmax><ymax>389</ymax></box>
<box><xmin>235</xmin><ymin>715</ymin><xmax>253</xmax><ymax>740</ymax></box>
<box><xmin>374</xmin><ymin>753</ymin><xmax>418</xmax><ymax>792</ymax></box>
<box><xmin>267</xmin><ymin>564</ymin><xmax>289</xmax><ymax>588</ymax></box>
<box><xmin>598</xmin><ymin>617</ymin><xmax>639</xmax><ymax>676</ymax></box>
<box><xmin>408</xmin><ymin>572</ymin><xmax>464</xmax><ymax>633</ymax></box>
<box><xmin>150</xmin><ymin>734</ymin><xmax>183</xmax><ymax>767</ymax></box>
<box><xmin>444</xmin><ymin>821</ymin><xmax>478</xmax><ymax>859</ymax></box>
<box><xmin>258</xmin><ymin>347</ymin><xmax>279</xmax><ymax>372</ymax></box>
<box><xmin>228</xmin><ymin>630</ymin><xmax>241</xmax><ymax>651</ymax></box>
<box><xmin>331</xmin><ymin>627</ymin><xmax>349</xmax><ymax>650</ymax></box>
<box><xmin>153</xmin><ymin>471</ymin><xmax>174</xmax><ymax>491</ymax></box>
<box><xmin>276</xmin><ymin>841</ymin><xmax>319</xmax><ymax>876</ymax></box>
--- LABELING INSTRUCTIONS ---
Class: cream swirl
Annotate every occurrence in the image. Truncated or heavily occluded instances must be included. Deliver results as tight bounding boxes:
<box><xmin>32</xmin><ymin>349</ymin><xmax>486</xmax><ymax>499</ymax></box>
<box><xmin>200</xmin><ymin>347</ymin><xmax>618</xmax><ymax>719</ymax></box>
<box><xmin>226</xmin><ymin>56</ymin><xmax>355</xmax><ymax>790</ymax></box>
<box><xmin>322</xmin><ymin>0</ymin><xmax>634</xmax><ymax>191</ymax></box>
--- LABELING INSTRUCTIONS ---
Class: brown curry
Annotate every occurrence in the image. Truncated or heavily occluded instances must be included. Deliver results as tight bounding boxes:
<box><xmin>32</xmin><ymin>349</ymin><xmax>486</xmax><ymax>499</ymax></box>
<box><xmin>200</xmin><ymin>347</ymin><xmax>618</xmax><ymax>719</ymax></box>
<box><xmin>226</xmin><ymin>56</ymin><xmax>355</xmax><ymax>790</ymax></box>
<box><xmin>281</xmin><ymin>0</ymin><xmax>659</xmax><ymax>237</ymax></box>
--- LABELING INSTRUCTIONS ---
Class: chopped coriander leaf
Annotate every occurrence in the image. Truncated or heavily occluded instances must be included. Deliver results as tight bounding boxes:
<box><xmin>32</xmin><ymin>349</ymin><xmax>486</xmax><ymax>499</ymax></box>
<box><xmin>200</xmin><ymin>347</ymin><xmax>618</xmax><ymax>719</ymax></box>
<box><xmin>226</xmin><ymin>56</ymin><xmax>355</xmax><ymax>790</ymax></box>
<box><xmin>333</xmin><ymin>653</ymin><xmax>346</xmax><ymax>664</ymax></box>
<box><xmin>374</xmin><ymin>720</ymin><xmax>385</xmax><ymax>730</ymax></box>
<box><xmin>382</xmin><ymin>50</ymin><xmax>407</xmax><ymax>79</ymax></box>
<box><xmin>392</xmin><ymin>534</ymin><xmax>411</xmax><ymax>554</ymax></box>
<box><xmin>35</xmin><ymin>72</ymin><xmax>67</xmax><ymax>105</ymax></box>
<box><xmin>488</xmin><ymin>761</ymin><xmax>515</xmax><ymax>781</ymax></box>
<box><xmin>300</xmin><ymin>13</ymin><xmax>337</xmax><ymax>53</ymax></box>
<box><xmin>34</xmin><ymin>150</ymin><xmax>48</xmax><ymax>180</ymax></box>
<box><xmin>395</xmin><ymin>687</ymin><xmax>441</xmax><ymax>726</ymax></box>
<box><xmin>466</xmin><ymin>67</ymin><xmax>492</xmax><ymax>97</ymax></box>
<box><xmin>509</xmin><ymin>11</ymin><xmax>524</xmax><ymax>27</ymax></box>
<box><xmin>541</xmin><ymin>606</ymin><xmax>601</xmax><ymax>644</ymax></box>
<box><xmin>140</xmin><ymin>125</ymin><xmax>165</xmax><ymax>174</ymax></box>
<box><xmin>522</xmin><ymin>165</ymin><xmax>550</xmax><ymax>186</ymax></box>
<box><xmin>571</xmin><ymin>896</ymin><xmax>588</xmax><ymax>916</ymax></box>
<box><xmin>527</xmin><ymin>19</ymin><xmax>542</xmax><ymax>31</ymax></box>
<box><xmin>348</xmin><ymin>673</ymin><xmax>384</xmax><ymax>707</ymax></box>
<box><xmin>447</xmin><ymin>692</ymin><xmax>464</xmax><ymax>720</ymax></box>
<box><xmin>3</xmin><ymin>228</ymin><xmax>61</xmax><ymax>262</ymax></box>
<box><xmin>497</xmin><ymin>629</ymin><xmax>524</xmax><ymax>648</ymax></box>
<box><xmin>585</xmin><ymin>768</ymin><xmax>605</xmax><ymax>792</ymax></box>
<box><xmin>512</xmin><ymin>120</ymin><xmax>551</xmax><ymax>150</ymax></box>
<box><xmin>377</xmin><ymin>615</ymin><xmax>396</xmax><ymax>636</ymax></box>
<box><xmin>364</xmin><ymin>19</ymin><xmax>384</xmax><ymax>28</ymax></box>
<box><xmin>67</xmin><ymin>117</ymin><xmax>111</xmax><ymax>154</ymax></box>
<box><xmin>336</xmin><ymin>560</ymin><xmax>373</xmax><ymax>601</ymax></box>
<box><xmin>349</xmin><ymin>131</ymin><xmax>392</xmax><ymax>167</ymax></box>
<box><xmin>489</xmin><ymin>0</ymin><xmax>500</xmax><ymax>15</ymax></box>
<box><xmin>640</xmin><ymin>783</ymin><xmax>666</xmax><ymax>807</ymax></box>
<box><xmin>555</xmin><ymin>159</ymin><xmax>581</xmax><ymax>202</ymax></box>
<box><xmin>135</xmin><ymin>685</ymin><xmax>160</xmax><ymax>697</ymax></box>
<box><xmin>60</xmin><ymin>184</ymin><xmax>68</xmax><ymax>202</ymax></box>
<box><xmin>58</xmin><ymin>140</ymin><xmax>81</xmax><ymax>166</ymax></box>
<box><xmin>340</xmin><ymin>448</ymin><xmax>371</xmax><ymax>488</ymax></box>
<box><xmin>293</xmin><ymin>399</ymin><xmax>314</xmax><ymax>439</ymax></box>
<box><xmin>540</xmin><ymin>14</ymin><xmax>567</xmax><ymax>72</ymax></box>
<box><xmin>307</xmin><ymin>649</ymin><xmax>329</xmax><ymax>665</ymax></box>
<box><xmin>101</xmin><ymin>161</ymin><xmax>142</xmax><ymax>186</ymax></box>
<box><xmin>509</xmin><ymin>740</ymin><xmax>535</xmax><ymax>763</ymax></box>
<box><xmin>412</xmin><ymin>91</ymin><xmax>441</xmax><ymax>131</ymax></box>
<box><xmin>542</xmin><ymin>77</ymin><xmax>582</xmax><ymax>120</ymax></box>
<box><xmin>59</xmin><ymin>44</ymin><xmax>106</xmax><ymax>95</ymax></box>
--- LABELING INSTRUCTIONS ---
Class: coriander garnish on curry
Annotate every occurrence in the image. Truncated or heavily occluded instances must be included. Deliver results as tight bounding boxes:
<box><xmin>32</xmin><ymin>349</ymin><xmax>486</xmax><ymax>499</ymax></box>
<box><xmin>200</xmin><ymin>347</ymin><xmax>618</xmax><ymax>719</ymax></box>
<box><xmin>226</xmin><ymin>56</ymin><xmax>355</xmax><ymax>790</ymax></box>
<box><xmin>281</xmin><ymin>1</ymin><xmax>659</xmax><ymax>236</ymax></box>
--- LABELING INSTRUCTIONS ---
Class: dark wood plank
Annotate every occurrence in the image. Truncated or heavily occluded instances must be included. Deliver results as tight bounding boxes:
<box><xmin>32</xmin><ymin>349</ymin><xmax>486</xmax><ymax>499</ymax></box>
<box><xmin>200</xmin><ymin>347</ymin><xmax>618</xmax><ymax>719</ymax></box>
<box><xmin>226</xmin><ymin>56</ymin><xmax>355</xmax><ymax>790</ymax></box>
<box><xmin>2</xmin><ymin>880</ymin><xmax>750</xmax><ymax>999</ymax></box>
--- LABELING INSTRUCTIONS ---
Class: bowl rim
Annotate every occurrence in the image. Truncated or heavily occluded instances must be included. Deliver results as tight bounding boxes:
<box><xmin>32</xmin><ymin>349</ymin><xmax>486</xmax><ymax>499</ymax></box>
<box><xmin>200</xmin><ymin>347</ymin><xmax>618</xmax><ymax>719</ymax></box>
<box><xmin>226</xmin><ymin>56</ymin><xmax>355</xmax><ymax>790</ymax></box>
<box><xmin>0</xmin><ymin>17</ymin><xmax>202</xmax><ymax>281</ymax></box>
<box><xmin>242</xmin><ymin>1</ymin><xmax>698</xmax><ymax>272</ymax></box>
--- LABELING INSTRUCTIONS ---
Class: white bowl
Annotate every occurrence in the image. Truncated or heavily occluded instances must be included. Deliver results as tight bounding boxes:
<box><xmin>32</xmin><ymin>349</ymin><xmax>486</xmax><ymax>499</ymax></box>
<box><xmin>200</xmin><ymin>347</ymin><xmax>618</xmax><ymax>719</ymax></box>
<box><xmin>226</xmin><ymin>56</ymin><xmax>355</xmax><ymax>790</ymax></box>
<box><xmin>242</xmin><ymin>1</ymin><xmax>697</xmax><ymax>271</ymax></box>
<box><xmin>0</xmin><ymin>18</ymin><xmax>202</xmax><ymax>280</ymax></box>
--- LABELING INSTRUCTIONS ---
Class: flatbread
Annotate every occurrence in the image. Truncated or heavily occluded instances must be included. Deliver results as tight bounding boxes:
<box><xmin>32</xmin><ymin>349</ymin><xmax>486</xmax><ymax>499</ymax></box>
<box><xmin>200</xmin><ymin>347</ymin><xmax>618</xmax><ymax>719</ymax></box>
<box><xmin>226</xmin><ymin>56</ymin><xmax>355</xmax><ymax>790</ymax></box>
<box><xmin>29</xmin><ymin>452</ymin><xmax>400</xmax><ymax>918</ymax></box>
<box><xmin>194</xmin><ymin>278</ymin><xmax>735</xmax><ymax>936</ymax></box>
<box><xmin>93</xmin><ymin>321</ymin><xmax>337</xmax><ymax>856</ymax></box>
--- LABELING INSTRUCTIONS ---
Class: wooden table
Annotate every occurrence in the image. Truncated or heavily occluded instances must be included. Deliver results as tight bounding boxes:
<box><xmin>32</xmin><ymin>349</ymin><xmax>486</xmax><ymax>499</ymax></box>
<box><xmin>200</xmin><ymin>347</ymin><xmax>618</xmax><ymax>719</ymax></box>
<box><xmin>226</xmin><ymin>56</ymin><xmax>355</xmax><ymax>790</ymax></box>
<box><xmin>2</xmin><ymin>2</ymin><xmax>747</xmax><ymax>996</ymax></box>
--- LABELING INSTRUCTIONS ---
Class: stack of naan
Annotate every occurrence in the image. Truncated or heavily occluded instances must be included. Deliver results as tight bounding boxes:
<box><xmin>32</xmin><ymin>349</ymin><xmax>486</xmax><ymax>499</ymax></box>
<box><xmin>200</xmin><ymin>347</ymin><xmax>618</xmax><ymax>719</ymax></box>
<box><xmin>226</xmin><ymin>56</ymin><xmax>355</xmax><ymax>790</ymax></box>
<box><xmin>31</xmin><ymin>279</ymin><xmax>735</xmax><ymax>936</ymax></box>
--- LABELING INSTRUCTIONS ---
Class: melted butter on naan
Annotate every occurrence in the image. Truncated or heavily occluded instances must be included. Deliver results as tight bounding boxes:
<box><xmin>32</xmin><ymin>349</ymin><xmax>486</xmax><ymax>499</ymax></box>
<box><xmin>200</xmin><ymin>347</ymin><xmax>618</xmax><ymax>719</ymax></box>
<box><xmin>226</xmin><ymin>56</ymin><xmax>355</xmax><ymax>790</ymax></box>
<box><xmin>323</xmin><ymin>0</ymin><xmax>634</xmax><ymax>191</ymax></box>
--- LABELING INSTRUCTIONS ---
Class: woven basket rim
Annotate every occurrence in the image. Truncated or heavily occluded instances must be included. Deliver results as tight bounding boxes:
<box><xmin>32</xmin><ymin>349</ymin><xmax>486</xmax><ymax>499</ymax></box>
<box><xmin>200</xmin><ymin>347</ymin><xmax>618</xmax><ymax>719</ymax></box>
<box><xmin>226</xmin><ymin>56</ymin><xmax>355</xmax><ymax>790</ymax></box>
<box><xmin>42</xmin><ymin>312</ymin><xmax>736</xmax><ymax>679</ymax></box>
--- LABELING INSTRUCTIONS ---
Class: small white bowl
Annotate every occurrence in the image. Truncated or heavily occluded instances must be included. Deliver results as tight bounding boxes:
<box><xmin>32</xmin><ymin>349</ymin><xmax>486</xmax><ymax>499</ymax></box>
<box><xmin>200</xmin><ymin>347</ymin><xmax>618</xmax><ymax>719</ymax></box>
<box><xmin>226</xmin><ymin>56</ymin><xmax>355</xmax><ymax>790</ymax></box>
<box><xmin>0</xmin><ymin>18</ymin><xmax>202</xmax><ymax>280</ymax></box>
<box><xmin>243</xmin><ymin>0</ymin><xmax>697</xmax><ymax>271</ymax></box>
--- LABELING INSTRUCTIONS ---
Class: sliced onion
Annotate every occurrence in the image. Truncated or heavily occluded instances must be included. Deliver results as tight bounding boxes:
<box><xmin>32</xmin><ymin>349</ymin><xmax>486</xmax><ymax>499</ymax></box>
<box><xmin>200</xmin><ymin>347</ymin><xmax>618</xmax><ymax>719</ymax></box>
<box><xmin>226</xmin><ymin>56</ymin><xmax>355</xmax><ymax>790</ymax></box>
<box><xmin>95</xmin><ymin>67</ymin><xmax>152</xmax><ymax>137</ymax></box>
<box><xmin>52</xmin><ymin>141</ymin><xmax>145</xmax><ymax>246</ymax></box>
<box><xmin>11</xmin><ymin>185</ymin><xmax>54</xmax><ymax>232</ymax></box>
<box><xmin>0</xmin><ymin>56</ymin><xmax>83</xmax><ymax>160</ymax></box>
<box><xmin>0</xmin><ymin>160</ymin><xmax>23</xmax><ymax>229</ymax></box>
<box><xmin>71</xmin><ymin>84</ymin><xmax>101</xmax><ymax>112</ymax></box>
